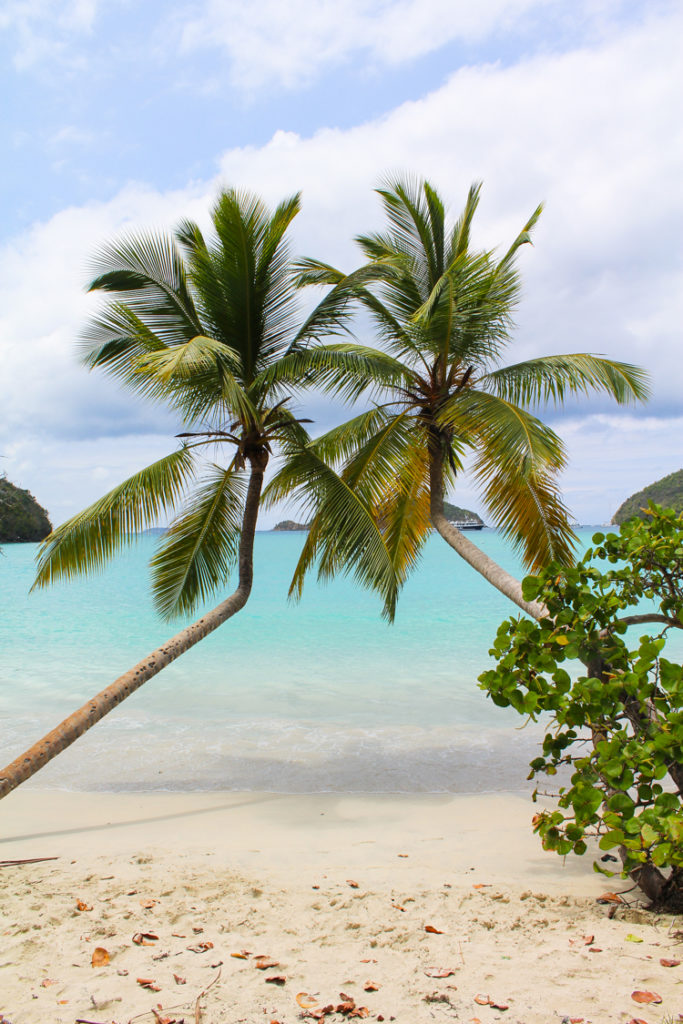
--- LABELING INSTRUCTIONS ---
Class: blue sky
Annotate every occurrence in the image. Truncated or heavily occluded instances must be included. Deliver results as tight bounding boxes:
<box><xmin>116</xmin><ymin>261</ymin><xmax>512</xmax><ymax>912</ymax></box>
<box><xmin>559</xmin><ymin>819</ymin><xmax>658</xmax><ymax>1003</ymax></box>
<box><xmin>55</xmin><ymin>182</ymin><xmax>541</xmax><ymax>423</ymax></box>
<box><xmin>1</xmin><ymin>0</ymin><xmax>681</xmax><ymax>526</ymax></box>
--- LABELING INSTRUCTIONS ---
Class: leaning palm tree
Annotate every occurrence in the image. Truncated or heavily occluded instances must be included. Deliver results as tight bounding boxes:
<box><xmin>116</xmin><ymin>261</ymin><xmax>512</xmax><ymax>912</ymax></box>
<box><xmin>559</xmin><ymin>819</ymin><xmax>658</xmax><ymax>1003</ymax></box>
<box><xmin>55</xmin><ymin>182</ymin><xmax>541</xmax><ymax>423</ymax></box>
<box><xmin>264</xmin><ymin>178</ymin><xmax>649</xmax><ymax>619</ymax></box>
<box><xmin>0</xmin><ymin>187</ymin><xmax>390</xmax><ymax>799</ymax></box>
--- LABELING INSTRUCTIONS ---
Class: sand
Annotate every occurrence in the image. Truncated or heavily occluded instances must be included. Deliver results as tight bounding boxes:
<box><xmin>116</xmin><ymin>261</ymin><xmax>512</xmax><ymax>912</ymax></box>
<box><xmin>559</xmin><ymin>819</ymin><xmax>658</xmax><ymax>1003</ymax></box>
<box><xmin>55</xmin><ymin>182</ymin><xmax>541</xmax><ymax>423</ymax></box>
<box><xmin>1</xmin><ymin>788</ymin><xmax>682</xmax><ymax>1023</ymax></box>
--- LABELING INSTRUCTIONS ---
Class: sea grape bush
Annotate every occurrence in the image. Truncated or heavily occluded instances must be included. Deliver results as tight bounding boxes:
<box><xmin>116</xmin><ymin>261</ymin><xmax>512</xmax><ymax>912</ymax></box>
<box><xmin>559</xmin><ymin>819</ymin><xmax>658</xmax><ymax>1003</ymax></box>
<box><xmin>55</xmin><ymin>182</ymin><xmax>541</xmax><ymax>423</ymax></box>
<box><xmin>479</xmin><ymin>505</ymin><xmax>683</xmax><ymax>909</ymax></box>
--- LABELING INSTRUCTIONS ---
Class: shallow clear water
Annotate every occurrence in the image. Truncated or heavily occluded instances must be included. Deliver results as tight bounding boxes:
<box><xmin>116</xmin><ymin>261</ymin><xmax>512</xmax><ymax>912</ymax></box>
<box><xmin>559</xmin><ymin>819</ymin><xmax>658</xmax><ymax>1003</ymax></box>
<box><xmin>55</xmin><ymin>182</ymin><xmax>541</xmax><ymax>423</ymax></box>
<box><xmin>2</xmin><ymin>528</ymin><xmax>676</xmax><ymax>793</ymax></box>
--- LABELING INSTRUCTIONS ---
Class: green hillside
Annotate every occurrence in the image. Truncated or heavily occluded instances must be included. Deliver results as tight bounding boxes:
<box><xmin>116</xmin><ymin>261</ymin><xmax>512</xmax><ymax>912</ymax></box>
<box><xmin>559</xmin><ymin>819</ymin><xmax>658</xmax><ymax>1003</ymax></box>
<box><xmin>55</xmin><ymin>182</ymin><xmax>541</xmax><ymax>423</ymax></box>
<box><xmin>443</xmin><ymin>501</ymin><xmax>484</xmax><ymax>525</ymax></box>
<box><xmin>613</xmin><ymin>469</ymin><xmax>683</xmax><ymax>525</ymax></box>
<box><xmin>0</xmin><ymin>476</ymin><xmax>52</xmax><ymax>543</ymax></box>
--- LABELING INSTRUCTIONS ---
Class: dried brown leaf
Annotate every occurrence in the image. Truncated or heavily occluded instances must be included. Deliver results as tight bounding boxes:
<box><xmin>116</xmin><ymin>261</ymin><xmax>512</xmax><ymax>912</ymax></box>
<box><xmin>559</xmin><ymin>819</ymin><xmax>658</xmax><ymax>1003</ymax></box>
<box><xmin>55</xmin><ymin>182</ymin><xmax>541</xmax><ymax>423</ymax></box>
<box><xmin>424</xmin><ymin>967</ymin><xmax>456</xmax><ymax>978</ymax></box>
<box><xmin>40</xmin><ymin>978</ymin><xmax>57</xmax><ymax>987</ymax></box>
<box><xmin>231</xmin><ymin>950</ymin><xmax>251</xmax><ymax>959</ymax></box>
<box><xmin>363</xmin><ymin>981</ymin><xmax>379</xmax><ymax>992</ymax></box>
<box><xmin>347</xmin><ymin>880</ymin><xmax>359</xmax><ymax>889</ymax></box>
<box><xmin>91</xmin><ymin>947</ymin><xmax>110</xmax><ymax>967</ymax></box>
<box><xmin>186</xmin><ymin>941</ymin><xmax>214</xmax><ymax>954</ymax></box>
<box><xmin>140</xmin><ymin>898</ymin><xmax>159</xmax><ymax>909</ymax></box>
<box><xmin>173</xmin><ymin>974</ymin><xmax>186</xmax><ymax>985</ymax></box>
<box><xmin>632</xmin><ymin>991</ymin><xmax>662</xmax><ymax>1004</ymax></box>
<box><xmin>425</xmin><ymin>925</ymin><xmax>444</xmax><ymax>934</ymax></box>
<box><xmin>474</xmin><ymin>994</ymin><xmax>491</xmax><ymax>1006</ymax></box>
<box><xmin>137</xmin><ymin>978</ymin><xmax>161</xmax><ymax>992</ymax></box>
<box><xmin>660</xmin><ymin>958</ymin><xmax>681</xmax><ymax>967</ymax></box>
<box><xmin>76</xmin><ymin>900</ymin><xmax>92</xmax><ymax>912</ymax></box>
<box><xmin>254</xmin><ymin>956</ymin><xmax>279</xmax><ymax>970</ymax></box>
<box><xmin>296</xmin><ymin>992</ymin><xmax>318</xmax><ymax>1009</ymax></box>
<box><xmin>596</xmin><ymin>892</ymin><xmax>624</xmax><ymax>905</ymax></box>
<box><xmin>133</xmin><ymin>932</ymin><xmax>159</xmax><ymax>945</ymax></box>
<box><xmin>265</xmin><ymin>975</ymin><xmax>286</xmax><ymax>985</ymax></box>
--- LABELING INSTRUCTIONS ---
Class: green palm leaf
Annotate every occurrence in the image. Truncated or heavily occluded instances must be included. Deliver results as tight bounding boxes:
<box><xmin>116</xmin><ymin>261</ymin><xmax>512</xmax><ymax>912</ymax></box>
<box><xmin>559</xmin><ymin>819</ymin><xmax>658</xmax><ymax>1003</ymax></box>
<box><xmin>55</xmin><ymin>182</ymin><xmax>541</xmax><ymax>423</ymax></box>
<box><xmin>264</xmin><ymin>440</ymin><xmax>400</xmax><ymax>619</ymax></box>
<box><xmin>33</xmin><ymin>446</ymin><xmax>197</xmax><ymax>588</ymax></box>
<box><xmin>150</xmin><ymin>462</ymin><xmax>247</xmax><ymax>619</ymax></box>
<box><xmin>483</xmin><ymin>354</ymin><xmax>650</xmax><ymax>406</ymax></box>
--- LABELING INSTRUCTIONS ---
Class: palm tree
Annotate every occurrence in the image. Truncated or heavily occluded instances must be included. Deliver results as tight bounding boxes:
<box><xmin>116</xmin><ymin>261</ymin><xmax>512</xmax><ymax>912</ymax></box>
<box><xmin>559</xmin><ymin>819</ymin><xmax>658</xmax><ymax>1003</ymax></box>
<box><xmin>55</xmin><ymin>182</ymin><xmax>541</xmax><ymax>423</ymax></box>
<box><xmin>0</xmin><ymin>187</ymin><xmax>362</xmax><ymax>800</ymax></box>
<box><xmin>264</xmin><ymin>178</ymin><xmax>649</xmax><ymax>619</ymax></box>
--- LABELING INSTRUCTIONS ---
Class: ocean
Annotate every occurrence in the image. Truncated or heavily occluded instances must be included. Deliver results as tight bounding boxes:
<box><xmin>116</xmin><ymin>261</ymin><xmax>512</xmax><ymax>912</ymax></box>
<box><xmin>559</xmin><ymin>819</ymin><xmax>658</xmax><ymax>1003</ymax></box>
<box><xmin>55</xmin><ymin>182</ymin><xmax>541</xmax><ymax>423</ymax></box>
<box><xmin>2</xmin><ymin>528</ymin><xmax>677</xmax><ymax>794</ymax></box>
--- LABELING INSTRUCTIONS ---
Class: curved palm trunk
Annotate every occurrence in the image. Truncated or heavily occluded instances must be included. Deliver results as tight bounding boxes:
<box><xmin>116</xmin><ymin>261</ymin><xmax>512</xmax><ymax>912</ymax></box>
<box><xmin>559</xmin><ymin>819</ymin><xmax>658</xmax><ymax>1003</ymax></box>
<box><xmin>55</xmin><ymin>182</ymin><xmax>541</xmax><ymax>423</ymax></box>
<box><xmin>0</xmin><ymin>457</ymin><xmax>267</xmax><ymax>802</ymax></box>
<box><xmin>429</xmin><ymin>452</ymin><xmax>546</xmax><ymax>621</ymax></box>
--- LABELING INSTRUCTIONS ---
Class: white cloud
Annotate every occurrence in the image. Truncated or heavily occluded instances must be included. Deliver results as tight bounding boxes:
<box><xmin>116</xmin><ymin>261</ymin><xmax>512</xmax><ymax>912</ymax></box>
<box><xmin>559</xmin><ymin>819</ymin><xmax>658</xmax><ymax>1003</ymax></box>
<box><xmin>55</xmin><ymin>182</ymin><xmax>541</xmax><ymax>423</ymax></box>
<box><xmin>1</xmin><ymin>0</ymin><xmax>100</xmax><ymax>70</ymax></box>
<box><xmin>176</xmin><ymin>0</ymin><xmax>648</xmax><ymax>92</ymax></box>
<box><xmin>0</xmin><ymin>9</ymin><xmax>681</xmax><ymax>526</ymax></box>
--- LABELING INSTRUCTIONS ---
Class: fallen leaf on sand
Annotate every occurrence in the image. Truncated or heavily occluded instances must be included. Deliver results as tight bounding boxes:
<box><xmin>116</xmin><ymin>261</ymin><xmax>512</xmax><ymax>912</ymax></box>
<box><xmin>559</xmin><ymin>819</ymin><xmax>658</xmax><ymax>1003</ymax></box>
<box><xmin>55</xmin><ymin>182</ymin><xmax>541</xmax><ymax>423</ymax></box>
<box><xmin>626</xmin><ymin>934</ymin><xmax>644</xmax><ymax>943</ymax></box>
<box><xmin>398</xmin><ymin>853</ymin><xmax>408</xmax><ymax>858</ymax></box>
<box><xmin>597</xmin><ymin>892</ymin><xmax>624</xmax><ymax>905</ymax></box>
<box><xmin>660</xmin><ymin>958</ymin><xmax>681</xmax><ymax>967</ymax></box>
<box><xmin>360</xmin><ymin>958</ymin><xmax>378</xmax><ymax>964</ymax></box>
<box><xmin>76</xmin><ymin>900</ymin><xmax>92</xmax><ymax>912</ymax></box>
<box><xmin>117</xmin><ymin>968</ymin><xmax>129</xmax><ymax>976</ymax></box>
<box><xmin>91</xmin><ymin>947</ymin><xmax>110</xmax><ymax>967</ymax></box>
<box><xmin>391</xmin><ymin>902</ymin><xmax>406</xmax><ymax>912</ymax></box>
<box><xmin>424</xmin><ymin>968</ymin><xmax>456</xmax><ymax>978</ymax></box>
<box><xmin>626</xmin><ymin>1019</ymin><xmax>650</xmax><ymax>1024</ymax></box>
<box><xmin>137</xmin><ymin>978</ymin><xmax>161</xmax><ymax>991</ymax></box>
<box><xmin>472</xmin><ymin>884</ymin><xmax>491</xmax><ymax>890</ymax></box>
<box><xmin>490</xmin><ymin>1000</ymin><xmax>509</xmax><ymax>1010</ymax></box>
<box><xmin>347</xmin><ymin>880</ymin><xmax>360</xmax><ymax>888</ymax></box>
<box><xmin>133</xmin><ymin>932</ymin><xmax>159</xmax><ymax>945</ymax></box>
<box><xmin>186</xmin><ymin>941</ymin><xmax>214</xmax><ymax>953</ymax></box>
<box><xmin>296</xmin><ymin>992</ymin><xmax>318</xmax><ymax>1009</ymax></box>
<box><xmin>632</xmin><ymin>991</ymin><xmax>662</xmax><ymax>1004</ymax></box>
<box><xmin>363</xmin><ymin>982</ymin><xmax>379</xmax><ymax>991</ymax></box>
<box><xmin>40</xmin><ymin>978</ymin><xmax>57</xmax><ymax>987</ymax></box>
<box><xmin>254</xmin><ymin>956</ymin><xmax>279</xmax><ymax>970</ymax></box>
<box><xmin>588</xmin><ymin>947</ymin><xmax>603</xmax><ymax>953</ymax></box>
<box><xmin>425</xmin><ymin>925</ymin><xmax>444</xmax><ymax>934</ymax></box>
<box><xmin>231</xmin><ymin>950</ymin><xmax>252</xmax><ymax>959</ymax></box>
<box><xmin>173</xmin><ymin>974</ymin><xmax>186</xmax><ymax>984</ymax></box>
<box><xmin>140</xmin><ymin>898</ymin><xmax>159</xmax><ymax>909</ymax></box>
<box><xmin>474</xmin><ymin>995</ymin><xmax>491</xmax><ymax>1006</ymax></box>
<box><xmin>266</xmin><ymin>975</ymin><xmax>287</xmax><ymax>985</ymax></box>
<box><xmin>171</xmin><ymin>932</ymin><xmax>186</xmax><ymax>938</ymax></box>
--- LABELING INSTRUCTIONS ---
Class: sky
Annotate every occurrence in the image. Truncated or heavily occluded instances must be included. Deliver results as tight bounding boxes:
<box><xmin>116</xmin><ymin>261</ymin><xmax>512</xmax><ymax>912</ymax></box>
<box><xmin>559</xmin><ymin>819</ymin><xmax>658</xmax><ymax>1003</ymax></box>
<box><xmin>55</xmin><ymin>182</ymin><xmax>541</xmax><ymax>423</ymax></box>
<box><xmin>1</xmin><ymin>0</ymin><xmax>681</xmax><ymax>529</ymax></box>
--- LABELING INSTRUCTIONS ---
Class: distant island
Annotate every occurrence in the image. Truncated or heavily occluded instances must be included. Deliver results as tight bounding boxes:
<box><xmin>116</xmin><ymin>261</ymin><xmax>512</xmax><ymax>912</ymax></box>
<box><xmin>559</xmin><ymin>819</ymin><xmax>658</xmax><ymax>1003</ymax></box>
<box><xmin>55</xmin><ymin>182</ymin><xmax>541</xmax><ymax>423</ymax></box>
<box><xmin>273</xmin><ymin>520</ymin><xmax>310</xmax><ymax>532</ymax></box>
<box><xmin>0</xmin><ymin>476</ymin><xmax>52</xmax><ymax>543</ymax></box>
<box><xmin>613</xmin><ymin>468</ymin><xmax>683</xmax><ymax>525</ymax></box>
<box><xmin>273</xmin><ymin>502</ymin><xmax>484</xmax><ymax>532</ymax></box>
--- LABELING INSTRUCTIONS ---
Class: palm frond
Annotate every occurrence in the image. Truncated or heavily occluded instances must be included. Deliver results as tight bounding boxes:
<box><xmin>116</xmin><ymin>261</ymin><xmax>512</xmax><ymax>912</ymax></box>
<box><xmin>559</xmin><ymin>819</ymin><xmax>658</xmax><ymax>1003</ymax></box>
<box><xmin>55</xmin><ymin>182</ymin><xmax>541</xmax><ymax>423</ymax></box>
<box><xmin>482</xmin><ymin>354</ymin><xmax>651</xmax><ymax>406</ymax></box>
<box><xmin>133</xmin><ymin>334</ymin><xmax>257</xmax><ymax>426</ymax></box>
<box><xmin>150</xmin><ymin>461</ymin><xmax>247</xmax><ymax>619</ymax></box>
<box><xmin>254</xmin><ymin>342</ymin><xmax>412</xmax><ymax>404</ymax></box>
<box><xmin>305</xmin><ymin>407</ymin><xmax>393</xmax><ymax>467</ymax></box>
<box><xmin>446</xmin><ymin>390</ymin><xmax>575</xmax><ymax>568</ymax></box>
<box><xmin>32</xmin><ymin>447</ymin><xmax>197</xmax><ymax>588</ymax></box>
<box><xmin>82</xmin><ymin>231</ymin><xmax>203</xmax><ymax>358</ymax></box>
<box><xmin>374</xmin><ymin>431</ymin><xmax>432</xmax><ymax>580</ymax></box>
<box><xmin>263</xmin><ymin>440</ymin><xmax>400</xmax><ymax>619</ymax></box>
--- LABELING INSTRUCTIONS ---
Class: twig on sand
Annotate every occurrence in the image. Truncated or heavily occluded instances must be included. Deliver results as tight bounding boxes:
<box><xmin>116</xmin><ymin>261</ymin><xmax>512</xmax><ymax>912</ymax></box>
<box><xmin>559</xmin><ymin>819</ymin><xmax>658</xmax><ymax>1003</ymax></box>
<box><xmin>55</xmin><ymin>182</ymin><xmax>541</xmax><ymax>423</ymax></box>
<box><xmin>195</xmin><ymin>967</ymin><xmax>221</xmax><ymax>1023</ymax></box>
<box><xmin>0</xmin><ymin>857</ymin><xmax>59</xmax><ymax>867</ymax></box>
<box><xmin>127</xmin><ymin>968</ymin><xmax>222</xmax><ymax>1024</ymax></box>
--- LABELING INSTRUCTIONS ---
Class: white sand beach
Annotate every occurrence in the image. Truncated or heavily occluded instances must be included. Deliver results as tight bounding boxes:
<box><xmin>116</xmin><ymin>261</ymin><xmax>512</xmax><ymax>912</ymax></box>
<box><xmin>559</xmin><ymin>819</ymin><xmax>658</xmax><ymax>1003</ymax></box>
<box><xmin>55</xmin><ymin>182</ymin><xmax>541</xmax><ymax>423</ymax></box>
<box><xmin>1</xmin><ymin>788</ymin><xmax>681</xmax><ymax>1023</ymax></box>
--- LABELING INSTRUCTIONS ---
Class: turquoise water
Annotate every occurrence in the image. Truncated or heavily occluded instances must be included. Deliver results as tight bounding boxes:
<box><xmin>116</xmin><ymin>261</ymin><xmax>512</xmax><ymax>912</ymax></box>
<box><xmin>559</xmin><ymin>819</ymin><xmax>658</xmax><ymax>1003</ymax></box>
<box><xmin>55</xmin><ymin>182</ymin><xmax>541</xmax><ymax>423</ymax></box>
<box><xmin>2</xmin><ymin>529</ymin><xmax>676</xmax><ymax>793</ymax></box>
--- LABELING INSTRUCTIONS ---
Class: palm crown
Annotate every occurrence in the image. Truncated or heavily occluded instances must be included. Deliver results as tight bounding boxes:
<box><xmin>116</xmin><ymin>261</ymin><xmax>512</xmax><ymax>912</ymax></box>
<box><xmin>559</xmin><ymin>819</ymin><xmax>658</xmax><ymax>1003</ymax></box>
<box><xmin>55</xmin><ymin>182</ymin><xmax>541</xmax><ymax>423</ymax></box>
<box><xmin>33</xmin><ymin>188</ymin><xmax>352</xmax><ymax>618</ymax></box>
<box><xmin>266</xmin><ymin>178</ymin><xmax>649</xmax><ymax>618</ymax></box>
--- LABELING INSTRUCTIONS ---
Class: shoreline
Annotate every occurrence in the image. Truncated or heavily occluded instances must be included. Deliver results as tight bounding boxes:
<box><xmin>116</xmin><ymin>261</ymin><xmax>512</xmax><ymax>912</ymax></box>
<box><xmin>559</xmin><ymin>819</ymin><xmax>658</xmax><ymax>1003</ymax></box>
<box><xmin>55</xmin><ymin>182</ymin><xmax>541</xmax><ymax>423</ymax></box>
<box><xmin>2</xmin><ymin>789</ymin><xmax>682</xmax><ymax>1023</ymax></box>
